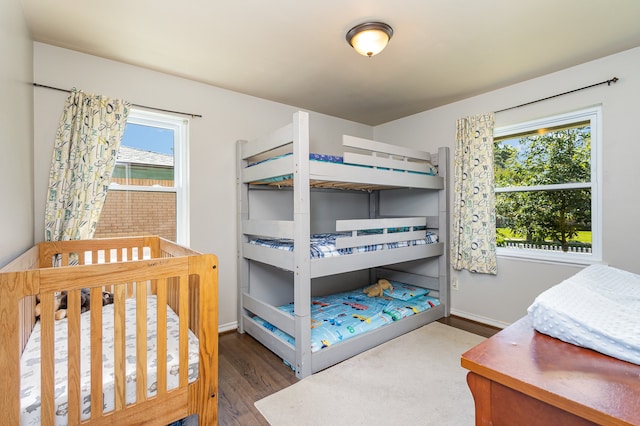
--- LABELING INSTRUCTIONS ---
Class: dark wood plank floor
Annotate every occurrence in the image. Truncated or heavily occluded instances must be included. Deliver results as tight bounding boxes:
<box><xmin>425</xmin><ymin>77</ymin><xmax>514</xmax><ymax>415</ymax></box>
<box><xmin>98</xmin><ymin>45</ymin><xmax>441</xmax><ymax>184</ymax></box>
<box><xmin>217</xmin><ymin>316</ymin><xmax>500</xmax><ymax>425</ymax></box>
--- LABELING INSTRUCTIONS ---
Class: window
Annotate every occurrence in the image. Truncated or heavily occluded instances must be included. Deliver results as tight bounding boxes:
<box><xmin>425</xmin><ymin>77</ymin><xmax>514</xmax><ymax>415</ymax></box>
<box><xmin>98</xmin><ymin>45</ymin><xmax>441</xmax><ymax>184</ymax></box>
<box><xmin>494</xmin><ymin>106</ymin><xmax>601</xmax><ymax>263</ymax></box>
<box><xmin>94</xmin><ymin>109</ymin><xmax>189</xmax><ymax>245</ymax></box>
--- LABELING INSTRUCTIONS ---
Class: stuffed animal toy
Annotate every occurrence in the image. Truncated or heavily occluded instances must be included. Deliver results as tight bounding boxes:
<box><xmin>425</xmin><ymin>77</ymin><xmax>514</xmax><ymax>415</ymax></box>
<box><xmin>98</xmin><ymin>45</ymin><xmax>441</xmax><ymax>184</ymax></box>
<box><xmin>34</xmin><ymin>292</ymin><xmax>66</xmax><ymax>320</ymax></box>
<box><xmin>35</xmin><ymin>289</ymin><xmax>114</xmax><ymax>320</ymax></box>
<box><xmin>363</xmin><ymin>279</ymin><xmax>393</xmax><ymax>297</ymax></box>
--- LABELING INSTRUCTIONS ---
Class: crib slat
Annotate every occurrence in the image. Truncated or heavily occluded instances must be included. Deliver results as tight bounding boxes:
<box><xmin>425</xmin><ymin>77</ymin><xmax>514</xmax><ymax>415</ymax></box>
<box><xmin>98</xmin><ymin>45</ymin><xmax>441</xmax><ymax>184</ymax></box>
<box><xmin>167</xmin><ymin>276</ymin><xmax>179</xmax><ymax>316</ymax></box>
<box><xmin>114</xmin><ymin>284</ymin><xmax>127</xmax><ymax>410</ymax></box>
<box><xmin>157</xmin><ymin>278</ymin><xmax>168</xmax><ymax>395</ymax></box>
<box><xmin>136</xmin><ymin>281</ymin><xmax>148</xmax><ymax>402</ymax></box>
<box><xmin>179</xmin><ymin>274</ymin><xmax>189</xmax><ymax>387</ymax></box>
<box><xmin>67</xmin><ymin>289</ymin><xmax>82</xmax><ymax>423</ymax></box>
<box><xmin>90</xmin><ymin>286</ymin><xmax>104</xmax><ymax>419</ymax></box>
<box><xmin>40</xmin><ymin>293</ymin><xmax>55</xmax><ymax>426</ymax></box>
<box><xmin>151</xmin><ymin>278</ymin><xmax>158</xmax><ymax>295</ymax></box>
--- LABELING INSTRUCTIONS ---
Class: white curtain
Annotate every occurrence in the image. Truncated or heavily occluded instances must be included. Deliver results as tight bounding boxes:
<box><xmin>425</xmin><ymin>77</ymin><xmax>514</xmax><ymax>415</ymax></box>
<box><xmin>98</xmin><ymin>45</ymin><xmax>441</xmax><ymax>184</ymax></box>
<box><xmin>451</xmin><ymin>113</ymin><xmax>497</xmax><ymax>275</ymax></box>
<box><xmin>44</xmin><ymin>90</ymin><xmax>130</xmax><ymax>242</ymax></box>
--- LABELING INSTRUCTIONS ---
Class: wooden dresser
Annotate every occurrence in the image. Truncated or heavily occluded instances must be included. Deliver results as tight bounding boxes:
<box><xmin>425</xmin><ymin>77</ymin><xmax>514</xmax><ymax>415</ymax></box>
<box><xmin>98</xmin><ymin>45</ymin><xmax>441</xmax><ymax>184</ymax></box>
<box><xmin>461</xmin><ymin>316</ymin><xmax>640</xmax><ymax>425</ymax></box>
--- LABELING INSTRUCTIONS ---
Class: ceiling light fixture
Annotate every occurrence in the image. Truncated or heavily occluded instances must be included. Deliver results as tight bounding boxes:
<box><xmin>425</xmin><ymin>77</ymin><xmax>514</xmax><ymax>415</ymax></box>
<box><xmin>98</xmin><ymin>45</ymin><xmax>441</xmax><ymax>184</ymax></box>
<box><xmin>346</xmin><ymin>22</ymin><xmax>393</xmax><ymax>58</ymax></box>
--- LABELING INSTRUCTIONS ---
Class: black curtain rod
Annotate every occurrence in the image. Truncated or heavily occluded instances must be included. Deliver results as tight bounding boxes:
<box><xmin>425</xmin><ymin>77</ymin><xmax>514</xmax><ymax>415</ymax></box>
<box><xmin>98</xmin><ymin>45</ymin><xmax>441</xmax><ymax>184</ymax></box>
<box><xmin>495</xmin><ymin>77</ymin><xmax>618</xmax><ymax>114</ymax></box>
<box><xmin>33</xmin><ymin>83</ymin><xmax>203</xmax><ymax>118</ymax></box>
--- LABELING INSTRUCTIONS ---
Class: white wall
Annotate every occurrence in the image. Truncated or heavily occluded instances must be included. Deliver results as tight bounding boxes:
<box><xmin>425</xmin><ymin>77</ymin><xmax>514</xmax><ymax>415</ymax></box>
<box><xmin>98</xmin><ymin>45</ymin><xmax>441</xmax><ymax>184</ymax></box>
<box><xmin>29</xmin><ymin>41</ymin><xmax>640</xmax><ymax>330</ymax></box>
<box><xmin>32</xmin><ymin>43</ymin><xmax>372</xmax><ymax>330</ymax></box>
<box><xmin>375</xmin><ymin>47</ymin><xmax>640</xmax><ymax>327</ymax></box>
<box><xmin>0</xmin><ymin>0</ymin><xmax>34</xmax><ymax>267</ymax></box>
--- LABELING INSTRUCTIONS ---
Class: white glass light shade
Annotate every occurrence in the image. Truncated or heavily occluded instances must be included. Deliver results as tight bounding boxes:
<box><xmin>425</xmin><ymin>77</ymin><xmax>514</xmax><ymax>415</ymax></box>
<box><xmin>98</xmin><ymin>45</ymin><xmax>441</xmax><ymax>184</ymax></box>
<box><xmin>346</xmin><ymin>22</ymin><xmax>393</xmax><ymax>57</ymax></box>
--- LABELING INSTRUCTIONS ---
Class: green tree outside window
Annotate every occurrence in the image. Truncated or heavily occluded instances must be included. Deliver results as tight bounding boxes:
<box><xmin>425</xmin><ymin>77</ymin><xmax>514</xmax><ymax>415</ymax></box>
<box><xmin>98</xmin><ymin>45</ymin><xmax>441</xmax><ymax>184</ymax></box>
<box><xmin>495</xmin><ymin>125</ymin><xmax>591</xmax><ymax>252</ymax></box>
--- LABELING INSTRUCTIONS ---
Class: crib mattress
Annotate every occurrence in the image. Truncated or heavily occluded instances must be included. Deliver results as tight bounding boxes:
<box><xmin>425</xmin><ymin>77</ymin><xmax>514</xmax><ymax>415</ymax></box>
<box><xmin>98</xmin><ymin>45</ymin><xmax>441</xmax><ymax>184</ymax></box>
<box><xmin>527</xmin><ymin>264</ymin><xmax>640</xmax><ymax>365</ymax></box>
<box><xmin>250</xmin><ymin>231</ymin><xmax>439</xmax><ymax>259</ymax></box>
<box><xmin>252</xmin><ymin>281</ymin><xmax>440</xmax><ymax>353</ymax></box>
<box><xmin>20</xmin><ymin>295</ymin><xmax>200</xmax><ymax>425</ymax></box>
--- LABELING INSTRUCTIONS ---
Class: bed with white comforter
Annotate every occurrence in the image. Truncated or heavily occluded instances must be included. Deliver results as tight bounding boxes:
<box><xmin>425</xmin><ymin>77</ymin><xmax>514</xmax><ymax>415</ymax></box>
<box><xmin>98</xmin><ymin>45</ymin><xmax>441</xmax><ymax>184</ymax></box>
<box><xmin>528</xmin><ymin>264</ymin><xmax>640</xmax><ymax>365</ymax></box>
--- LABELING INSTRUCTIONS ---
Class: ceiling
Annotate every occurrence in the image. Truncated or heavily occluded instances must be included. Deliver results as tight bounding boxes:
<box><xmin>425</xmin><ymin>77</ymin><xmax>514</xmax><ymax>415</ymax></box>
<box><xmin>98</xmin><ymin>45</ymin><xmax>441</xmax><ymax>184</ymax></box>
<box><xmin>21</xmin><ymin>0</ymin><xmax>640</xmax><ymax>126</ymax></box>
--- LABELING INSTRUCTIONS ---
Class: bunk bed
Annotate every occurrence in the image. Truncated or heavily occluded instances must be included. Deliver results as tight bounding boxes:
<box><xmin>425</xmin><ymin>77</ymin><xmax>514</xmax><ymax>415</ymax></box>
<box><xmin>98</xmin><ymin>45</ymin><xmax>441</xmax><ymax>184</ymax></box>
<box><xmin>0</xmin><ymin>236</ymin><xmax>218</xmax><ymax>425</ymax></box>
<box><xmin>237</xmin><ymin>111</ymin><xmax>450</xmax><ymax>379</ymax></box>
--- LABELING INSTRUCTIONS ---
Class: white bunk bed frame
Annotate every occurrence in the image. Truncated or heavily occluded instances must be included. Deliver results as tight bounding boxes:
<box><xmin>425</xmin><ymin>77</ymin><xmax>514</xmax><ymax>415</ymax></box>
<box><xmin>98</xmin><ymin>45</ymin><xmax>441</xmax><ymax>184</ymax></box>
<box><xmin>237</xmin><ymin>111</ymin><xmax>450</xmax><ymax>379</ymax></box>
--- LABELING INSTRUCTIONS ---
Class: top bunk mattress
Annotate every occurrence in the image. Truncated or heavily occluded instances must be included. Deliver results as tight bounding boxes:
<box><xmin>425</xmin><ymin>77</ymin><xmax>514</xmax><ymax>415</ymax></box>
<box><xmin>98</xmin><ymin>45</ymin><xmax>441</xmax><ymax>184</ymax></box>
<box><xmin>244</xmin><ymin>151</ymin><xmax>443</xmax><ymax>191</ymax></box>
<box><xmin>238</xmin><ymin>113</ymin><xmax>447</xmax><ymax>191</ymax></box>
<box><xmin>527</xmin><ymin>264</ymin><xmax>640</xmax><ymax>365</ymax></box>
<box><xmin>249</xmin><ymin>152</ymin><xmax>437</xmax><ymax>184</ymax></box>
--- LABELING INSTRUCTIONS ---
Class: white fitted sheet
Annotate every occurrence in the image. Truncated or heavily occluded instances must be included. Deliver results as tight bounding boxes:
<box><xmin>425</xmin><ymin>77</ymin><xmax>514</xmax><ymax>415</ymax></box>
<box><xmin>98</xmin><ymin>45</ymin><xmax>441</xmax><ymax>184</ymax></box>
<box><xmin>20</xmin><ymin>296</ymin><xmax>199</xmax><ymax>425</ymax></box>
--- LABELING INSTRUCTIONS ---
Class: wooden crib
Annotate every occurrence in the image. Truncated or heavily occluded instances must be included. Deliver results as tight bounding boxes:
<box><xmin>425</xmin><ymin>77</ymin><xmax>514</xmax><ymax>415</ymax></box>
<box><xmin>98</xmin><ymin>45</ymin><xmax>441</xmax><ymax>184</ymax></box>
<box><xmin>0</xmin><ymin>236</ymin><xmax>218</xmax><ymax>425</ymax></box>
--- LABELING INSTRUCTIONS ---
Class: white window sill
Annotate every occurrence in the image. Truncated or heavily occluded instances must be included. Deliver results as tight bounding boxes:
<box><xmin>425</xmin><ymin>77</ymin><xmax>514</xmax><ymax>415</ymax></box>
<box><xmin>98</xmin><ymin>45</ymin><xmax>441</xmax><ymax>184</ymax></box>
<box><xmin>497</xmin><ymin>248</ymin><xmax>601</xmax><ymax>267</ymax></box>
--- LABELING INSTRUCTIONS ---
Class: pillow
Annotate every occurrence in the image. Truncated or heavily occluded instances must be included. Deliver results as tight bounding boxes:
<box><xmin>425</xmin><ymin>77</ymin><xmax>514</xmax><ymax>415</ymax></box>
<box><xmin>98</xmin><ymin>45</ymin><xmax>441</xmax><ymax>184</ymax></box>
<box><xmin>383</xmin><ymin>295</ymin><xmax>440</xmax><ymax>321</ymax></box>
<box><xmin>383</xmin><ymin>281</ymin><xmax>430</xmax><ymax>301</ymax></box>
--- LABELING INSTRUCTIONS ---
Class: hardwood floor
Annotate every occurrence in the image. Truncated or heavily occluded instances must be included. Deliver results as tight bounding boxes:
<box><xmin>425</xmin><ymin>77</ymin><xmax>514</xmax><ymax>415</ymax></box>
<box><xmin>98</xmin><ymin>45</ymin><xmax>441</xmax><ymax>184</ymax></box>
<box><xmin>217</xmin><ymin>316</ymin><xmax>500</xmax><ymax>425</ymax></box>
<box><xmin>218</xmin><ymin>331</ymin><xmax>298</xmax><ymax>425</ymax></box>
<box><xmin>437</xmin><ymin>315</ymin><xmax>502</xmax><ymax>338</ymax></box>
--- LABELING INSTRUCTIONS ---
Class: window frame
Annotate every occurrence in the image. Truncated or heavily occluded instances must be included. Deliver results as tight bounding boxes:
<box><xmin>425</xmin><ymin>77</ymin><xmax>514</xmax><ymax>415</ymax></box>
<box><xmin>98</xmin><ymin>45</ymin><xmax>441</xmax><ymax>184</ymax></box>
<box><xmin>493</xmin><ymin>106</ymin><xmax>602</xmax><ymax>265</ymax></box>
<box><xmin>109</xmin><ymin>108</ymin><xmax>190</xmax><ymax>245</ymax></box>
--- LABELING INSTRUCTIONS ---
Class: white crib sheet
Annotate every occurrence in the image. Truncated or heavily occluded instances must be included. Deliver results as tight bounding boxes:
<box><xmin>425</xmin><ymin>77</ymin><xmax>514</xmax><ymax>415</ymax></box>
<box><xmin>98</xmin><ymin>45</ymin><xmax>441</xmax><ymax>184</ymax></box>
<box><xmin>20</xmin><ymin>295</ymin><xmax>199</xmax><ymax>425</ymax></box>
<box><xmin>527</xmin><ymin>264</ymin><xmax>640</xmax><ymax>365</ymax></box>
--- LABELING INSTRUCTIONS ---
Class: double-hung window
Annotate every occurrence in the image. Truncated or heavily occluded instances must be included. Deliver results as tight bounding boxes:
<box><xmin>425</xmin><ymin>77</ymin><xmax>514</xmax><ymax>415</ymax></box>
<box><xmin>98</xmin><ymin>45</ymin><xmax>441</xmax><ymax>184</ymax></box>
<box><xmin>493</xmin><ymin>106</ymin><xmax>601</xmax><ymax>263</ymax></box>
<box><xmin>95</xmin><ymin>109</ymin><xmax>189</xmax><ymax>245</ymax></box>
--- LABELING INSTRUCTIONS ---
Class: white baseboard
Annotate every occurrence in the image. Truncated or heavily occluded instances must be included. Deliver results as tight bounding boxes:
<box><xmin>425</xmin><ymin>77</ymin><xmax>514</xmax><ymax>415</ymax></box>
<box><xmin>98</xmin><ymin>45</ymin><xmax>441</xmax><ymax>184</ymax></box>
<box><xmin>218</xmin><ymin>321</ymin><xmax>238</xmax><ymax>333</ymax></box>
<box><xmin>449</xmin><ymin>309</ymin><xmax>510</xmax><ymax>329</ymax></box>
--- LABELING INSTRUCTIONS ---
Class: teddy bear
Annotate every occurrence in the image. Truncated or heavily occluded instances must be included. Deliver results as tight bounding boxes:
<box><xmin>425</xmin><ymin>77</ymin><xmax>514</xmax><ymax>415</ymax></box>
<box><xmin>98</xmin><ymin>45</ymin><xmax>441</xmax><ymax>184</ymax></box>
<box><xmin>35</xmin><ymin>289</ymin><xmax>114</xmax><ymax>320</ymax></box>
<box><xmin>363</xmin><ymin>279</ymin><xmax>393</xmax><ymax>297</ymax></box>
<box><xmin>34</xmin><ymin>291</ymin><xmax>67</xmax><ymax>320</ymax></box>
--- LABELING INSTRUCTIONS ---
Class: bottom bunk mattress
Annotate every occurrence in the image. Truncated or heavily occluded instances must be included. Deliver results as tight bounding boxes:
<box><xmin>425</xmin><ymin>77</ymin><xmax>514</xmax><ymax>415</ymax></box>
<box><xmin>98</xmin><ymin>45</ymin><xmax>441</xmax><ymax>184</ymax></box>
<box><xmin>527</xmin><ymin>264</ymin><xmax>640</xmax><ymax>365</ymax></box>
<box><xmin>20</xmin><ymin>295</ymin><xmax>200</xmax><ymax>425</ymax></box>
<box><xmin>252</xmin><ymin>281</ymin><xmax>440</xmax><ymax>353</ymax></box>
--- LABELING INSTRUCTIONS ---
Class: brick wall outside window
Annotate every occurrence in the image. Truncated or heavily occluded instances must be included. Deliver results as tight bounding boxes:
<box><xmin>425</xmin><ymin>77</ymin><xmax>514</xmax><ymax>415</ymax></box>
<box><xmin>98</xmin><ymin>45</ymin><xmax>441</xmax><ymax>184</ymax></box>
<box><xmin>95</xmin><ymin>190</ymin><xmax>176</xmax><ymax>241</ymax></box>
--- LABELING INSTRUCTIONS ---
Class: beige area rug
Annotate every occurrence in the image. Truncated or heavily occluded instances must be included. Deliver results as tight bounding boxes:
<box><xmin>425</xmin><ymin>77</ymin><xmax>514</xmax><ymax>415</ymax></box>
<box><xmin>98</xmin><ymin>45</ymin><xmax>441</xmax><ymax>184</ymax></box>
<box><xmin>254</xmin><ymin>321</ymin><xmax>485</xmax><ymax>426</ymax></box>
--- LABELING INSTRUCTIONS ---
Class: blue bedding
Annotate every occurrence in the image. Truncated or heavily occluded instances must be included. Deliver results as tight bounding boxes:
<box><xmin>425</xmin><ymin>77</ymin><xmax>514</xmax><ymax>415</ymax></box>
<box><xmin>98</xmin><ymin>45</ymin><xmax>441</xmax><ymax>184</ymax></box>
<box><xmin>252</xmin><ymin>284</ymin><xmax>440</xmax><ymax>353</ymax></box>
<box><xmin>249</xmin><ymin>231</ymin><xmax>439</xmax><ymax>259</ymax></box>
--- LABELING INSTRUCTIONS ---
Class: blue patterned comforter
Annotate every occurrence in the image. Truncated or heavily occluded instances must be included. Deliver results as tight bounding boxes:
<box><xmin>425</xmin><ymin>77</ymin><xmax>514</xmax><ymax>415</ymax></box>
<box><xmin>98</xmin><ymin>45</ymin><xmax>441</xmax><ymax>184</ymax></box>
<box><xmin>252</xmin><ymin>282</ymin><xmax>440</xmax><ymax>353</ymax></box>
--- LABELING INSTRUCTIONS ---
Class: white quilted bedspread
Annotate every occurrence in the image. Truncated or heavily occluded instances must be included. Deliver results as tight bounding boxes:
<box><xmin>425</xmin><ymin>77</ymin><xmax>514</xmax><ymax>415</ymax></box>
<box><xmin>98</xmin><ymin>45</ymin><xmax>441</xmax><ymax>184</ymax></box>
<box><xmin>528</xmin><ymin>264</ymin><xmax>640</xmax><ymax>365</ymax></box>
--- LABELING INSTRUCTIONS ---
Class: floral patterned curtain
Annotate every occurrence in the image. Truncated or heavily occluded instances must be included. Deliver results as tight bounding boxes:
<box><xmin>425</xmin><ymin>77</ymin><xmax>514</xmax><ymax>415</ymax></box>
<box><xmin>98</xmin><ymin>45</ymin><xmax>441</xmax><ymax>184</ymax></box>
<box><xmin>44</xmin><ymin>90</ymin><xmax>130</xmax><ymax>242</ymax></box>
<box><xmin>451</xmin><ymin>113</ymin><xmax>497</xmax><ymax>275</ymax></box>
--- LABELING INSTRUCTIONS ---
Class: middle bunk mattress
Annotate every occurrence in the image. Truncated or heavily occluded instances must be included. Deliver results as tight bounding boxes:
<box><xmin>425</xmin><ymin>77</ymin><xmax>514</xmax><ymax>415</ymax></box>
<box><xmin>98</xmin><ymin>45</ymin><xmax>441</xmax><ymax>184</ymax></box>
<box><xmin>242</xmin><ymin>217</ymin><xmax>444</xmax><ymax>279</ymax></box>
<box><xmin>249</xmin><ymin>230</ymin><xmax>439</xmax><ymax>258</ymax></box>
